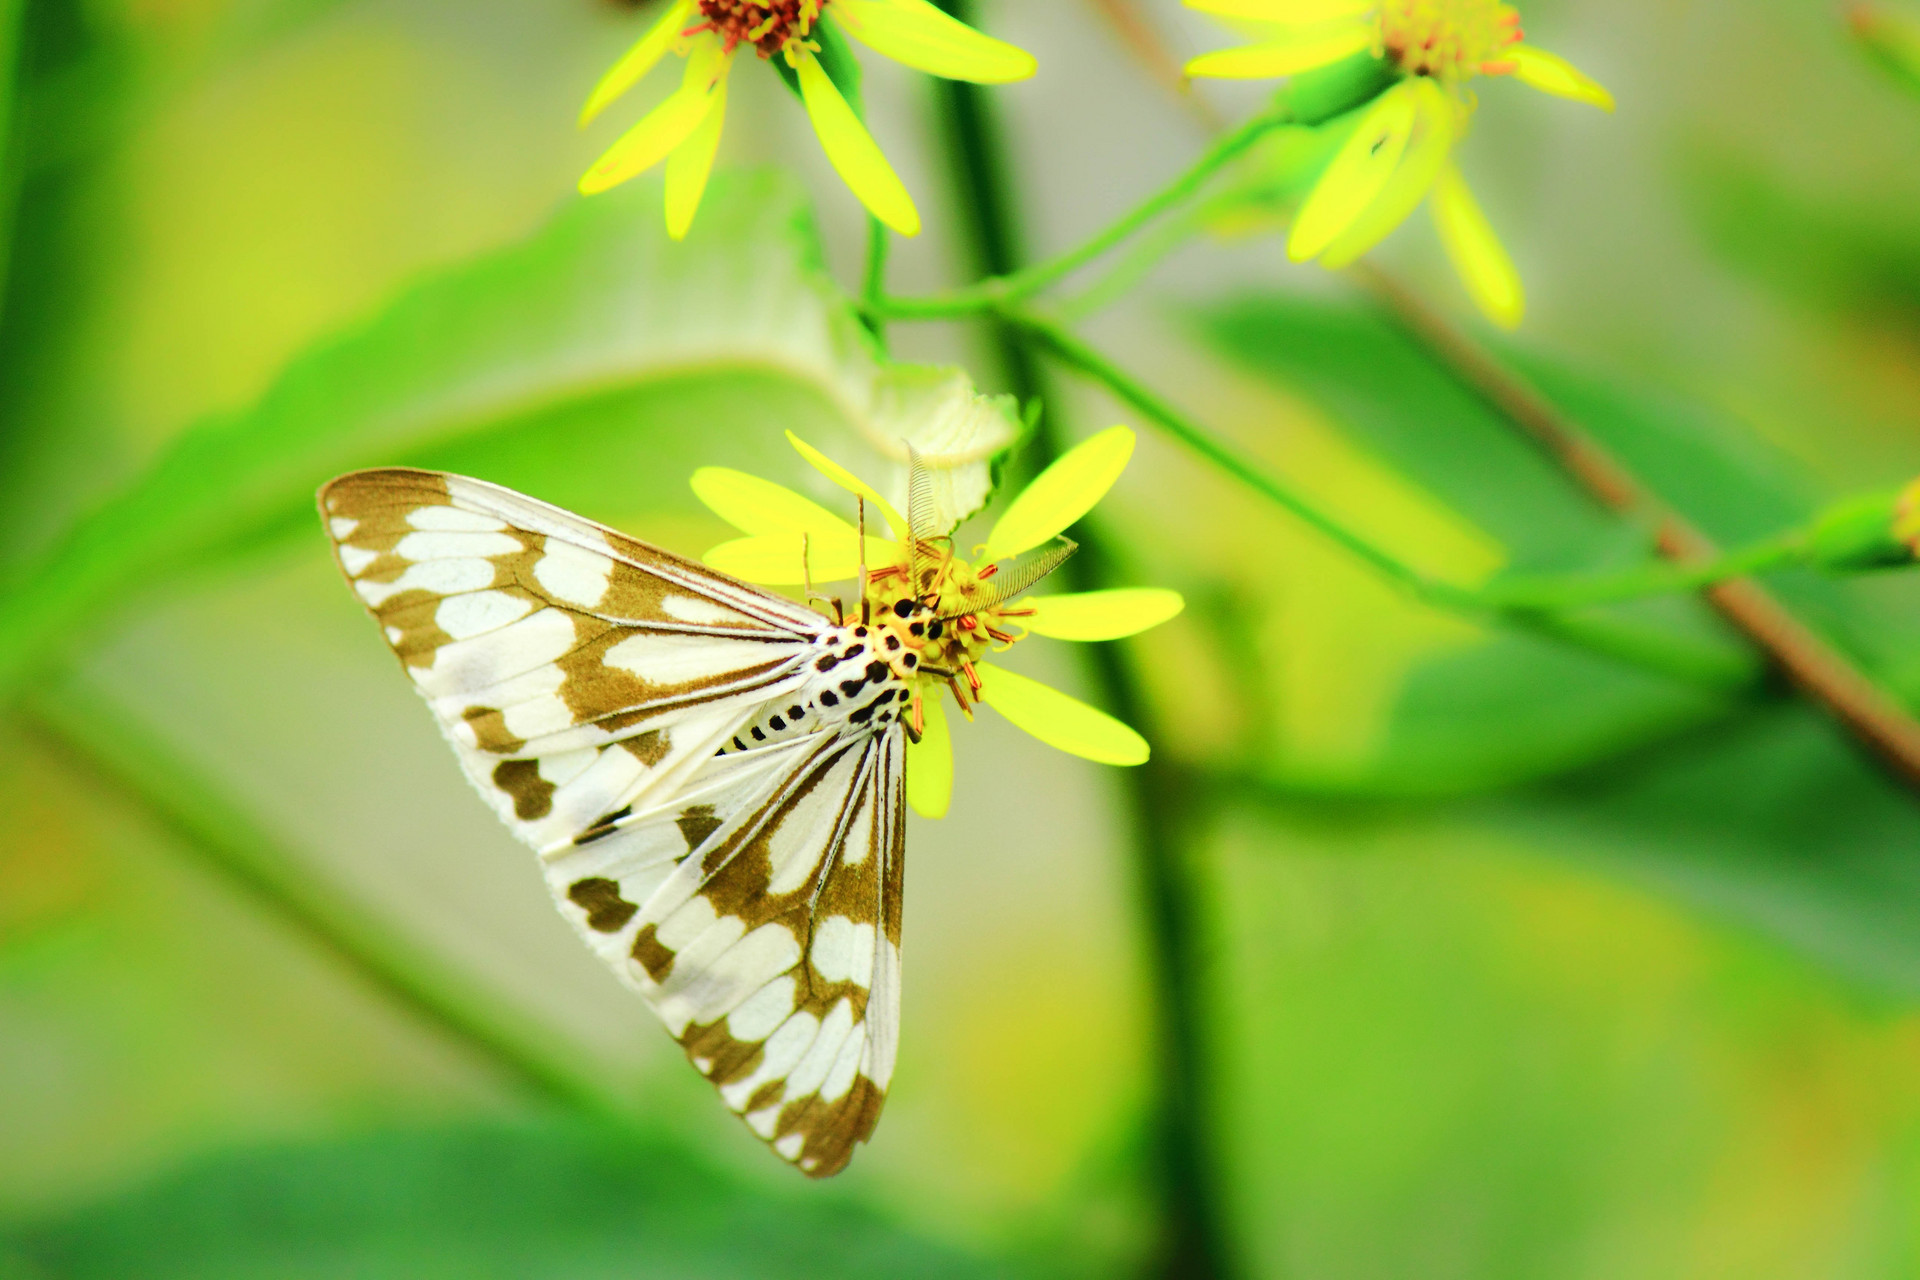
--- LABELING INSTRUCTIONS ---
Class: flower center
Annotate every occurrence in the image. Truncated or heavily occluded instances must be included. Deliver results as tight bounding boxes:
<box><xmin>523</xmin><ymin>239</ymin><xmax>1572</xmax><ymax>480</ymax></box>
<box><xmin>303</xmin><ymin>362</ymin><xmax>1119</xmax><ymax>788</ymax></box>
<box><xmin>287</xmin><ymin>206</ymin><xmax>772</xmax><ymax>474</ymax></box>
<box><xmin>691</xmin><ymin>0</ymin><xmax>823</xmax><ymax>60</ymax></box>
<box><xmin>1377</xmin><ymin>0</ymin><xmax>1523</xmax><ymax>80</ymax></box>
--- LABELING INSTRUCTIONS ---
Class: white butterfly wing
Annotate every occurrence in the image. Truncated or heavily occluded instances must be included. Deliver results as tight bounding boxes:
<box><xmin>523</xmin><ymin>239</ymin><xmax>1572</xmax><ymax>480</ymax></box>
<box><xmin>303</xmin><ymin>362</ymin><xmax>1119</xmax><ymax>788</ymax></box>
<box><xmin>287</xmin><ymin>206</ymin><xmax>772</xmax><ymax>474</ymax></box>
<box><xmin>545</xmin><ymin>727</ymin><xmax>904</xmax><ymax>1177</ymax></box>
<box><xmin>321</xmin><ymin>468</ymin><xmax>905</xmax><ymax>1177</ymax></box>
<box><xmin>320</xmin><ymin>468</ymin><xmax>823</xmax><ymax>851</ymax></box>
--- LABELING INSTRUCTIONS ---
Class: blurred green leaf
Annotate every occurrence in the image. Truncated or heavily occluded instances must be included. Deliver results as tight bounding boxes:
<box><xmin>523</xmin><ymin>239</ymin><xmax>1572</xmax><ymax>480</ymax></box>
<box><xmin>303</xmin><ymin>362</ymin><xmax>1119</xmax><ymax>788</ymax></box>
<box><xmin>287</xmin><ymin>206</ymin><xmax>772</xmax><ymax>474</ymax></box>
<box><xmin>1212</xmin><ymin>746</ymin><xmax>1920</xmax><ymax>1278</ymax></box>
<box><xmin>1193</xmin><ymin>295</ymin><xmax>1621</xmax><ymax>572</ymax></box>
<box><xmin>1683</xmin><ymin>150</ymin><xmax>1920</xmax><ymax>321</ymax></box>
<box><xmin>1189</xmin><ymin>294</ymin><xmax>1765</xmax><ymax>792</ymax></box>
<box><xmin>1496</xmin><ymin>703</ymin><xmax>1920</xmax><ymax>999</ymax></box>
<box><xmin>1279</xmin><ymin>632</ymin><xmax>1735</xmax><ymax>797</ymax></box>
<box><xmin>0</xmin><ymin>172</ymin><xmax>1016</xmax><ymax>699</ymax></box>
<box><xmin>0</xmin><ymin>1120</ymin><xmax>1033</xmax><ymax>1280</ymax></box>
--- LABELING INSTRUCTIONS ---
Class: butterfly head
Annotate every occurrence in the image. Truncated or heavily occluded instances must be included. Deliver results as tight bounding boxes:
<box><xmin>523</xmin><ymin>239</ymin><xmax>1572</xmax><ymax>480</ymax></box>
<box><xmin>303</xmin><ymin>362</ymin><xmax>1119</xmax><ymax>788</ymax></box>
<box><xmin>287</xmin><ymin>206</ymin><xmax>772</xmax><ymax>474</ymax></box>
<box><xmin>860</xmin><ymin>534</ymin><xmax>1072</xmax><ymax>736</ymax></box>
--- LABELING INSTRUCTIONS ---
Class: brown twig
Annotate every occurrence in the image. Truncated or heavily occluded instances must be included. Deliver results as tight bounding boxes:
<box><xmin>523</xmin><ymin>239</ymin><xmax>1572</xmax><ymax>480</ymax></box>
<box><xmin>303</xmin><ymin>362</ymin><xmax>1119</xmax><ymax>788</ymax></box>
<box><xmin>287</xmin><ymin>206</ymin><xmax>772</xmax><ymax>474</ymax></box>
<box><xmin>1360</xmin><ymin>265</ymin><xmax>1920</xmax><ymax>789</ymax></box>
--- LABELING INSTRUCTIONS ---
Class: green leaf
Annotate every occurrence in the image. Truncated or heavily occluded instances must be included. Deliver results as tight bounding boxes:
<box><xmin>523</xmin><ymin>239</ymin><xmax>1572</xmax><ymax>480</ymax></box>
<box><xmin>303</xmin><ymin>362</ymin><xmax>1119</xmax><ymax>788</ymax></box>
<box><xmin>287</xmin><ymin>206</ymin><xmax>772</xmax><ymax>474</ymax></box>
<box><xmin>1210</xmin><ymin>728</ymin><xmax>1920</xmax><ymax>1277</ymax></box>
<box><xmin>1270</xmin><ymin>630</ymin><xmax>1736</xmax><ymax>798</ymax></box>
<box><xmin>1682</xmin><ymin>150</ymin><xmax>1920</xmax><ymax>321</ymax></box>
<box><xmin>0</xmin><ymin>1121</ymin><xmax>1031</xmax><ymax>1279</ymax></box>
<box><xmin>1492</xmin><ymin>702</ymin><xmax>1920</xmax><ymax>999</ymax></box>
<box><xmin>0</xmin><ymin>172</ymin><xmax>1017</xmax><ymax>698</ymax></box>
<box><xmin>1188</xmin><ymin>294</ymin><xmax>1759</xmax><ymax>791</ymax></box>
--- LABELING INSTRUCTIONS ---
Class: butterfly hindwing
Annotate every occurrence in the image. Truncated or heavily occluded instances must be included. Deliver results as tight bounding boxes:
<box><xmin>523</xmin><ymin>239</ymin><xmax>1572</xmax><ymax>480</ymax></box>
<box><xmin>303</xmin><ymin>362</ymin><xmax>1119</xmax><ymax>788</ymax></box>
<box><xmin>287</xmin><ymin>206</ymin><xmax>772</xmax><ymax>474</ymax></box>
<box><xmin>320</xmin><ymin>468</ymin><xmax>825</xmax><ymax>851</ymax></box>
<box><xmin>545</xmin><ymin>726</ymin><xmax>904</xmax><ymax>1177</ymax></box>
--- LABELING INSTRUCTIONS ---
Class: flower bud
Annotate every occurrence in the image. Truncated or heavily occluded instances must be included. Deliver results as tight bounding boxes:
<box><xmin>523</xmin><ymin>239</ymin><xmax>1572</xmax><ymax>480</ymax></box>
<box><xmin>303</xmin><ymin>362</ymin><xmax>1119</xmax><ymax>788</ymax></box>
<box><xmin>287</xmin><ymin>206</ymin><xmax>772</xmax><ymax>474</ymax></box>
<box><xmin>1804</xmin><ymin>487</ymin><xmax>1915</xmax><ymax>571</ymax></box>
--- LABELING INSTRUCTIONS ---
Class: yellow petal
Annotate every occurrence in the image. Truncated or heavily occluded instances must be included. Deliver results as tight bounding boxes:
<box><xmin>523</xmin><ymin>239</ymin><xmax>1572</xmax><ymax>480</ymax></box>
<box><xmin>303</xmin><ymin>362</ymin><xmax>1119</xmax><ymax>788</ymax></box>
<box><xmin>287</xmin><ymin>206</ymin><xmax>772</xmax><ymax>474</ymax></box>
<box><xmin>1431</xmin><ymin>162</ymin><xmax>1525</xmax><ymax>329</ymax></box>
<box><xmin>703</xmin><ymin>531</ymin><xmax>901</xmax><ymax>585</ymax></box>
<box><xmin>1186</xmin><ymin>0</ymin><xmax>1373</xmax><ymax>20</ymax></box>
<box><xmin>832</xmin><ymin>0</ymin><xmax>1036</xmax><ymax>83</ymax></box>
<box><xmin>1319</xmin><ymin>76</ymin><xmax>1453</xmax><ymax>268</ymax></box>
<box><xmin>983</xmin><ymin>426</ymin><xmax>1134</xmax><ymax>561</ymax></box>
<box><xmin>1184</xmin><ymin>25</ymin><xmax>1373</xmax><ymax>80</ymax></box>
<box><xmin>905</xmin><ymin>694</ymin><xmax>953</xmax><ymax>818</ymax></box>
<box><xmin>579</xmin><ymin>0</ymin><xmax>695</xmax><ymax>126</ymax></box>
<box><xmin>1508</xmin><ymin>45</ymin><xmax>1615</xmax><ymax>112</ymax></box>
<box><xmin>664</xmin><ymin>72</ymin><xmax>727</xmax><ymax>239</ymax></box>
<box><xmin>579</xmin><ymin>36</ymin><xmax>729</xmax><ymax>195</ymax></box>
<box><xmin>784</xmin><ymin>431</ymin><xmax>911</xmax><ymax>541</ymax></box>
<box><xmin>1289</xmin><ymin>80</ymin><xmax>1418</xmax><ymax>261</ymax></box>
<box><xmin>796</xmin><ymin>52</ymin><xmax>922</xmax><ymax>236</ymax></box>
<box><xmin>1022</xmin><ymin>588</ymin><xmax>1186</xmax><ymax>641</ymax></box>
<box><xmin>690</xmin><ymin>467</ymin><xmax>852</xmax><ymax>538</ymax></box>
<box><xmin>976</xmin><ymin>665</ymin><xmax>1149</xmax><ymax>766</ymax></box>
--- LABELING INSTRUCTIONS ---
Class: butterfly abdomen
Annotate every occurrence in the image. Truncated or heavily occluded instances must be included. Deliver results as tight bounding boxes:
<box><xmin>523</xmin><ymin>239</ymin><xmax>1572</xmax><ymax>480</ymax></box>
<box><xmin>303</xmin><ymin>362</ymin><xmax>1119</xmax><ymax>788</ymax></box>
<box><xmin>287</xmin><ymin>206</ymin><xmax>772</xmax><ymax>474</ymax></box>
<box><xmin>721</xmin><ymin>625</ymin><xmax>911</xmax><ymax>754</ymax></box>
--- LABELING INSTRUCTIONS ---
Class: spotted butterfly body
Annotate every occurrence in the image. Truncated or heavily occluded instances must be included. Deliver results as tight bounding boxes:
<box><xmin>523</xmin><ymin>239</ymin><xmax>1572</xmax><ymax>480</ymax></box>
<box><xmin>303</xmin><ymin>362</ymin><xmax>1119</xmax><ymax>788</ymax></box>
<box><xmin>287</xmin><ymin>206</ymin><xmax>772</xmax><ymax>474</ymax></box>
<box><xmin>319</xmin><ymin>467</ymin><xmax>916</xmax><ymax>1177</ymax></box>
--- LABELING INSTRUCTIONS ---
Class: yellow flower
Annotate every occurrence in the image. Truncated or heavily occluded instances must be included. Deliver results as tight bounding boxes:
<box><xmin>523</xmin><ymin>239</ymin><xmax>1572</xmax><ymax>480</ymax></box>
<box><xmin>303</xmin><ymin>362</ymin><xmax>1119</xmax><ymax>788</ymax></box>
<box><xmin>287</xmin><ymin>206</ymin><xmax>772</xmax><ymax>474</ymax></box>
<box><xmin>1186</xmin><ymin>0</ymin><xmax>1612</xmax><ymax>327</ymax></box>
<box><xmin>690</xmin><ymin>426</ymin><xmax>1185</xmax><ymax>817</ymax></box>
<box><xmin>579</xmin><ymin>0</ymin><xmax>1036</xmax><ymax>239</ymax></box>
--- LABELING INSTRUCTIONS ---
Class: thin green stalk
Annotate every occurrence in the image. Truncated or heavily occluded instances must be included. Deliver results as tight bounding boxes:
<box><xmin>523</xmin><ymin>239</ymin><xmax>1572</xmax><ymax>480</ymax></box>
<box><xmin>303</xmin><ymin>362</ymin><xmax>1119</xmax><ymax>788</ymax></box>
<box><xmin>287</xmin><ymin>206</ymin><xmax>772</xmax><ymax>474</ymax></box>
<box><xmin>874</xmin><ymin>102</ymin><xmax>1293</xmax><ymax>322</ymax></box>
<box><xmin>1053</xmin><ymin>203</ymin><xmax>1210</xmax><ymax>326</ymax></box>
<box><xmin>1483</xmin><ymin>537</ymin><xmax>1806</xmax><ymax>612</ymax></box>
<box><xmin>1009</xmin><ymin>306</ymin><xmax>1762</xmax><ymax>691</ymax></box>
<box><xmin>21</xmin><ymin>675</ymin><xmax>638</xmax><ymax>1117</ymax></box>
<box><xmin>928</xmin><ymin>8</ymin><xmax>1240</xmax><ymax>1276</ymax></box>
<box><xmin>1007</xmin><ymin>307</ymin><xmax>1435</xmax><ymax>595</ymax></box>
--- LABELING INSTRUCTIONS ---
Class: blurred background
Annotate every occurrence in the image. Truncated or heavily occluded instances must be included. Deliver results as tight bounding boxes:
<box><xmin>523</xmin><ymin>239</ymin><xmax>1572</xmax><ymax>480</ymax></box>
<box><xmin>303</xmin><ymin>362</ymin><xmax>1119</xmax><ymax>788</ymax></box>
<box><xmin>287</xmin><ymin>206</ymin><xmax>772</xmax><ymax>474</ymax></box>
<box><xmin>6</xmin><ymin>0</ymin><xmax>1920</xmax><ymax>1276</ymax></box>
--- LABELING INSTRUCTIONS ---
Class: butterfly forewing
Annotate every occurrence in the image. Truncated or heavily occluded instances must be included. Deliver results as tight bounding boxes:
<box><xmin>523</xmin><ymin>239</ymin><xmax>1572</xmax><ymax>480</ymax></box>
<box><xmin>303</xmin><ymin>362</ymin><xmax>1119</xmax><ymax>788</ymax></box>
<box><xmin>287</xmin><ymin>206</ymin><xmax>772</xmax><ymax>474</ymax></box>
<box><xmin>320</xmin><ymin>468</ymin><xmax>908</xmax><ymax>1176</ymax></box>
<box><xmin>321</xmin><ymin>469</ymin><xmax>823</xmax><ymax>847</ymax></box>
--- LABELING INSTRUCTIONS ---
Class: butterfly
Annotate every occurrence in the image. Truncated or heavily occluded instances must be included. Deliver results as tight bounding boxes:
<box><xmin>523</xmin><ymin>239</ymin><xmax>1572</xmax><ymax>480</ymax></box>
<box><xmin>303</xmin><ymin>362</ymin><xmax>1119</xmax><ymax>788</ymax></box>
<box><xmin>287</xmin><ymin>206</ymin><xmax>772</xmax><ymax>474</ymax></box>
<box><xmin>319</xmin><ymin>465</ymin><xmax>1002</xmax><ymax>1177</ymax></box>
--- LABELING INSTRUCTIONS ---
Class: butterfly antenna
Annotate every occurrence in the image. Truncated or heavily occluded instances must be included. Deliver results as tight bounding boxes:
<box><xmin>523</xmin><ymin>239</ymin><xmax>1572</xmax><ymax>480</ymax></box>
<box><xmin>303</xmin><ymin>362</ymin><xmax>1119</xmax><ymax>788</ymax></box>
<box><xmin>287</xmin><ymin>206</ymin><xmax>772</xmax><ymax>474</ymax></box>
<box><xmin>939</xmin><ymin>538</ymin><xmax>1079</xmax><ymax>622</ymax></box>
<box><xmin>906</xmin><ymin>445</ymin><xmax>939</xmax><ymax>606</ymax></box>
<box><xmin>857</xmin><ymin>496</ymin><xmax>871</xmax><ymax>626</ymax></box>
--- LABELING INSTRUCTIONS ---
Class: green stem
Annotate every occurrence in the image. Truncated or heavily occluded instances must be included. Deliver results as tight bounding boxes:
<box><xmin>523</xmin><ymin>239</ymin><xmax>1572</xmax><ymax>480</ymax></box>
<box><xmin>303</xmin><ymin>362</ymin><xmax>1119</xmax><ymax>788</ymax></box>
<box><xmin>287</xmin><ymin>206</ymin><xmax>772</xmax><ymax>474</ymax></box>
<box><xmin>1483</xmin><ymin>537</ymin><xmax>1806</xmax><ymax>611</ymax></box>
<box><xmin>875</xmin><ymin>102</ymin><xmax>1293</xmax><ymax>322</ymax></box>
<box><xmin>1008</xmin><ymin>306</ymin><xmax>1761</xmax><ymax>691</ymax></box>
<box><xmin>21</xmin><ymin>675</ymin><xmax>639</xmax><ymax>1117</ymax></box>
<box><xmin>0</xmin><ymin>0</ymin><xmax>28</xmax><ymax>317</ymax></box>
<box><xmin>928</xmin><ymin>10</ymin><xmax>1240</xmax><ymax>1276</ymax></box>
<box><xmin>1008</xmin><ymin>306</ymin><xmax>1435</xmax><ymax>595</ymax></box>
<box><xmin>1053</xmin><ymin>202</ymin><xmax>1210</xmax><ymax>326</ymax></box>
